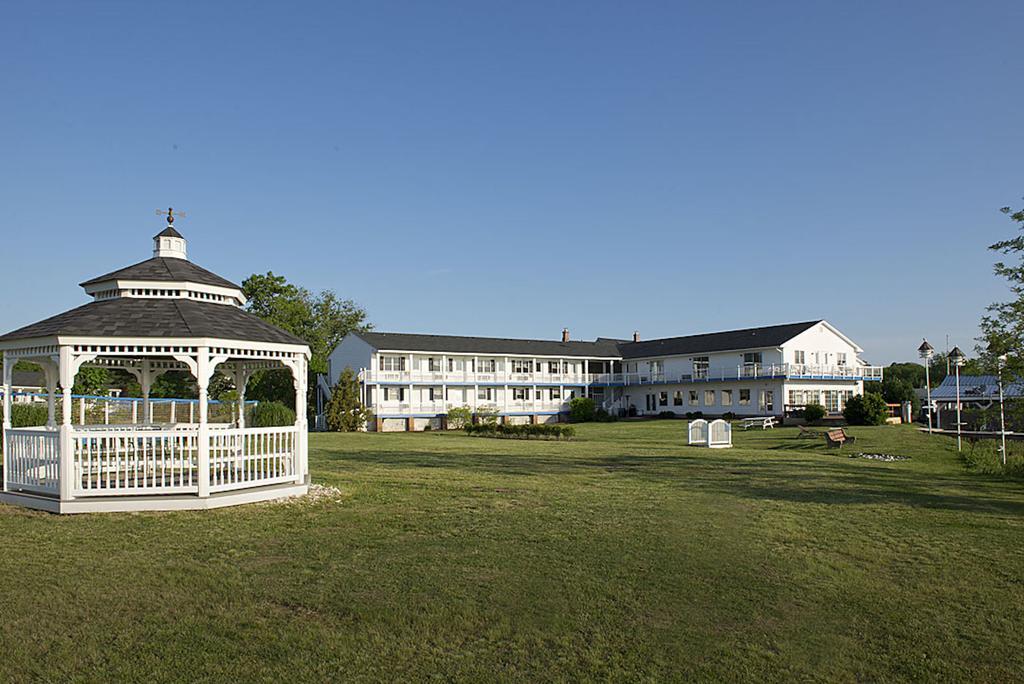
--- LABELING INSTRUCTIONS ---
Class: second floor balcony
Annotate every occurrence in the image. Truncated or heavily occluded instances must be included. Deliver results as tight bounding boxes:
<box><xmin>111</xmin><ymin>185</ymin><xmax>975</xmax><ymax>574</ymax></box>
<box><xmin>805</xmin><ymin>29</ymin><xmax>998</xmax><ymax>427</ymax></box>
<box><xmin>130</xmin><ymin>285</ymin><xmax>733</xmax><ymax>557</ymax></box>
<box><xmin>588</xmin><ymin>363</ymin><xmax>883</xmax><ymax>386</ymax></box>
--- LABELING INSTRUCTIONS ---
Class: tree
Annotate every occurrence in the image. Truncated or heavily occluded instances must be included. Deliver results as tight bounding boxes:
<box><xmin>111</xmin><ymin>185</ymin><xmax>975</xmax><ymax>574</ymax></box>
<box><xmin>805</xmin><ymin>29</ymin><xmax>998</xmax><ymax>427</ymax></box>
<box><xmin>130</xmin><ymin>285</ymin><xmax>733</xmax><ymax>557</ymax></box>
<box><xmin>981</xmin><ymin>201</ymin><xmax>1024</xmax><ymax>382</ymax></box>
<box><xmin>884</xmin><ymin>362</ymin><xmax>926</xmax><ymax>389</ymax></box>
<box><xmin>879</xmin><ymin>376</ymin><xmax>920</xmax><ymax>414</ymax></box>
<box><xmin>324</xmin><ymin>367</ymin><xmax>370</xmax><ymax>431</ymax></box>
<box><xmin>242</xmin><ymin>272</ymin><xmax>370</xmax><ymax>412</ymax></box>
<box><xmin>72</xmin><ymin>366</ymin><xmax>110</xmax><ymax>396</ymax></box>
<box><xmin>843</xmin><ymin>393</ymin><xmax>889</xmax><ymax>426</ymax></box>
<box><xmin>802</xmin><ymin>403</ymin><xmax>826</xmax><ymax>423</ymax></box>
<box><xmin>446</xmin><ymin>406</ymin><xmax>472</xmax><ymax>430</ymax></box>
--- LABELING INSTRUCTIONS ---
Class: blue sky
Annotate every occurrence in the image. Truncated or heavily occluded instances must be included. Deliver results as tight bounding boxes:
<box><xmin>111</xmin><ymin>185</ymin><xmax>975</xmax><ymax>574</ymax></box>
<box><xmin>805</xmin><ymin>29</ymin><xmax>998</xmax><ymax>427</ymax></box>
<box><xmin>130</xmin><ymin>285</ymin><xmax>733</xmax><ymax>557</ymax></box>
<box><xmin>2</xmin><ymin>1</ymin><xmax>1022</xmax><ymax>364</ymax></box>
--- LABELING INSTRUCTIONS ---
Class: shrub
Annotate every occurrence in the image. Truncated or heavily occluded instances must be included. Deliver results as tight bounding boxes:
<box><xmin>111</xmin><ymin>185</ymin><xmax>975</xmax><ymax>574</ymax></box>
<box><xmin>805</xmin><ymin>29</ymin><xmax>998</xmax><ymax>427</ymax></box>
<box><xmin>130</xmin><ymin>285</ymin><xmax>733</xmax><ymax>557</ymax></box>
<box><xmin>446</xmin><ymin>405</ymin><xmax>472</xmax><ymax>430</ymax></box>
<box><xmin>802</xmin><ymin>403</ymin><xmax>826</xmax><ymax>423</ymax></box>
<box><xmin>250</xmin><ymin>401</ymin><xmax>296</xmax><ymax>427</ymax></box>
<box><xmin>627</xmin><ymin>405</ymin><xmax>637</xmax><ymax>417</ymax></box>
<box><xmin>11</xmin><ymin>403</ymin><xmax>48</xmax><ymax>428</ymax></box>
<box><xmin>568</xmin><ymin>397</ymin><xmax>596</xmax><ymax>422</ymax></box>
<box><xmin>658</xmin><ymin>411</ymin><xmax>677</xmax><ymax>419</ymax></box>
<box><xmin>684</xmin><ymin>411</ymin><xmax>704</xmax><ymax>420</ymax></box>
<box><xmin>594</xmin><ymin>408</ymin><xmax>618</xmax><ymax>423</ymax></box>
<box><xmin>464</xmin><ymin>422</ymin><xmax>575</xmax><ymax>440</ymax></box>
<box><xmin>475</xmin><ymin>407</ymin><xmax>499</xmax><ymax>425</ymax></box>
<box><xmin>722</xmin><ymin>411</ymin><xmax>737</xmax><ymax>421</ymax></box>
<box><xmin>843</xmin><ymin>393</ymin><xmax>888</xmax><ymax>426</ymax></box>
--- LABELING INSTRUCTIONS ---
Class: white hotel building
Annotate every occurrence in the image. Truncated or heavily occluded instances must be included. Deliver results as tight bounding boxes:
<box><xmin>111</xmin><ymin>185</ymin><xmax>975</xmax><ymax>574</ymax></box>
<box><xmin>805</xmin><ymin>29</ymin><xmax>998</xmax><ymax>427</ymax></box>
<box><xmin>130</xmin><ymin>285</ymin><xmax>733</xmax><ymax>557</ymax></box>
<box><xmin>320</xmin><ymin>320</ymin><xmax>882</xmax><ymax>431</ymax></box>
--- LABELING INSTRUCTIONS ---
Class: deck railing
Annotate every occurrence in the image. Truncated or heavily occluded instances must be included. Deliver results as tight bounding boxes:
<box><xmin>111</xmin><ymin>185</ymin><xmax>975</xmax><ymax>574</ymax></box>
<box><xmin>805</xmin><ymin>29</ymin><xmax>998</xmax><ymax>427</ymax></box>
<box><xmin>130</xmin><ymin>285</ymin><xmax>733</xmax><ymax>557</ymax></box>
<box><xmin>1</xmin><ymin>424</ymin><xmax>299</xmax><ymax>499</ymax></box>
<box><xmin>208</xmin><ymin>426</ymin><xmax>297</xmax><ymax>493</ymax></box>
<box><xmin>5</xmin><ymin>428</ymin><xmax>60</xmax><ymax>495</ymax></box>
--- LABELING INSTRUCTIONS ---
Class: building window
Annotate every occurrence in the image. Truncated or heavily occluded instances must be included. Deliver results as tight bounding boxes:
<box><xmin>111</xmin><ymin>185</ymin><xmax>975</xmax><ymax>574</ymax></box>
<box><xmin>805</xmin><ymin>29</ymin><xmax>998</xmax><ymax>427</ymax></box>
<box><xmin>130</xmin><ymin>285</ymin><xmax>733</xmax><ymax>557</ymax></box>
<box><xmin>794</xmin><ymin>350</ymin><xmax>805</xmax><ymax>365</ymax></box>
<box><xmin>428</xmin><ymin>357</ymin><xmax>441</xmax><ymax>372</ymax></box>
<box><xmin>673</xmin><ymin>391</ymin><xmax>683</xmax><ymax>406</ymax></box>
<box><xmin>428</xmin><ymin>387</ymin><xmax>441</xmax><ymax>401</ymax></box>
<box><xmin>548</xmin><ymin>361</ymin><xmax>561</xmax><ymax>373</ymax></box>
<box><xmin>550</xmin><ymin>387</ymin><xmax>561</xmax><ymax>400</ymax></box>
<box><xmin>743</xmin><ymin>352</ymin><xmax>763</xmax><ymax>364</ymax></box>
<box><xmin>513</xmin><ymin>387</ymin><xmax>529</xmax><ymax>401</ymax></box>
<box><xmin>659</xmin><ymin>391</ymin><xmax>668</xmax><ymax>406</ymax></box>
<box><xmin>704</xmin><ymin>390</ymin><xmax>715</xmax><ymax>406</ymax></box>
<box><xmin>837</xmin><ymin>352</ymin><xmax>847</xmax><ymax>366</ymax></box>
<box><xmin>689</xmin><ymin>390</ymin><xmax>698</xmax><ymax>405</ymax></box>
<box><xmin>477</xmin><ymin>359</ymin><xmax>497</xmax><ymax>373</ymax></box>
<box><xmin>477</xmin><ymin>387</ymin><xmax>494</xmax><ymax>401</ymax></box>
<box><xmin>649</xmin><ymin>360</ymin><xmax>664</xmax><ymax>376</ymax></box>
<box><xmin>448</xmin><ymin>357</ymin><xmax>456</xmax><ymax>372</ymax></box>
<box><xmin>383</xmin><ymin>387</ymin><xmax>406</xmax><ymax>402</ymax></box>
<box><xmin>379</xmin><ymin>356</ymin><xmax>406</xmax><ymax>372</ymax></box>
<box><xmin>759</xmin><ymin>390</ymin><xmax>774</xmax><ymax>412</ymax></box>
<box><xmin>739</xmin><ymin>389</ymin><xmax>751</xmax><ymax>406</ymax></box>
<box><xmin>692</xmin><ymin>356</ymin><xmax>709</xmax><ymax>379</ymax></box>
<box><xmin>512</xmin><ymin>359</ymin><xmax>533</xmax><ymax>374</ymax></box>
<box><xmin>722</xmin><ymin>389</ymin><xmax>733</xmax><ymax>406</ymax></box>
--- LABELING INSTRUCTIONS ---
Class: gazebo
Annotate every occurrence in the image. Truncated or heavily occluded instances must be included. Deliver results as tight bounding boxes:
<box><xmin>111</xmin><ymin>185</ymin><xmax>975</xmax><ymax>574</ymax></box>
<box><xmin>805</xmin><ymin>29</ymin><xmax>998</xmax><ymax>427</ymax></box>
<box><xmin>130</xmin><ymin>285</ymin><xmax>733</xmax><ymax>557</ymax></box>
<box><xmin>0</xmin><ymin>217</ymin><xmax>310</xmax><ymax>513</ymax></box>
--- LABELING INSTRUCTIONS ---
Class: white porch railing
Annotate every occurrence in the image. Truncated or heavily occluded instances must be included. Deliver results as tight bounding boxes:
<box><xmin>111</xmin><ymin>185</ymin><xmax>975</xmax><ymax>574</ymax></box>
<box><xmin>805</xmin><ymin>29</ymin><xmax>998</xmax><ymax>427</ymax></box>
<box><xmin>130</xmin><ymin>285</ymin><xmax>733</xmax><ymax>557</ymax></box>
<box><xmin>208</xmin><ymin>426</ymin><xmax>297</xmax><ymax>493</ymax></box>
<box><xmin>5</xmin><ymin>428</ymin><xmax>60</xmax><ymax>495</ymax></box>
<box><xmin>588</xmin><ymin>364</ymin><xmax>883</xmax><ymax>385</ymax></box>
<box><xmin>72</xmin><ymin>428</ymin><xmax>199</xmax><ymax>496</ymax></box>
<box><xmin>1</xmin><ymin>424</ymin><xmax>300</xmax><ymax>499</ymax></box>
<box><xmin>359</xmin><ymin>369</ymin><xmax>591</xmax><ymax>385</ymax></box>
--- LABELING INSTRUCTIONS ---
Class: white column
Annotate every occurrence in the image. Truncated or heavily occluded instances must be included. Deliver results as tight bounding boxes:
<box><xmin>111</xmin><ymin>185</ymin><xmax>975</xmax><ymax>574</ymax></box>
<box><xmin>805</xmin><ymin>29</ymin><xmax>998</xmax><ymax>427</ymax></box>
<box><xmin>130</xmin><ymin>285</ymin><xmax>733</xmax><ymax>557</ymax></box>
<box><xmin>58</xmin><ymin>346</ymin><xmax>75</xmax><ymax>502</ymax></box>
<box><xmin>2</xmin><ymin>352</ymin><xmax>11</xmax><ymax>493</ymax></box>
<box><xmin>237</xmin><ymin>370</ymin><xmax>248</xmax><ymax>429</ymax></box>
<box><xmin>196</xmin><ymin>347</ymin><xmax>211</xmax><ymax>498</ymax></box>
<box><xmin>140</xmin><ymin>359</ymin><xmax>152</xmax><ymax>424</ymax></box>
<box><xmin>43</xmin><ymin>361</ymin><xmax>57</xmax><ymax>428</ymax></box>
<box><xmin>292</xmin><ymin>355</ymin><xmax>308</xmax><ymax>485</ymax></box>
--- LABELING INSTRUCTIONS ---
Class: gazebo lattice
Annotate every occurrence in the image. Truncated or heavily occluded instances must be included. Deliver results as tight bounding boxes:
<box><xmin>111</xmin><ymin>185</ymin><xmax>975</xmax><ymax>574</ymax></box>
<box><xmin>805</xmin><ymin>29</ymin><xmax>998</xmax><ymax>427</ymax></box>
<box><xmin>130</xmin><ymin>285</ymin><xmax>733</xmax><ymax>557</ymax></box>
<box><xmin>0</xmin><ymin>220</ymin><xmax>310</xmax><ymax>513</ymax></box>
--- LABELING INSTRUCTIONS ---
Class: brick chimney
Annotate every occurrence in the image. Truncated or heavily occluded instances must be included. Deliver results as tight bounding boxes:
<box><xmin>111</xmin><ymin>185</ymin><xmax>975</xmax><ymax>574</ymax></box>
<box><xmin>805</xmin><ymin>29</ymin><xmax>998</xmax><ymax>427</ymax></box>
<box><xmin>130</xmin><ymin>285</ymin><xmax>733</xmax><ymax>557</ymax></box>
<box><xmin>632</xmin><ymin>331</ymin><xmax>640</xmax><ymax>342</ymax></box>
<box><xmin>561</xmin><ymin>328</ymin><xmax>570</xmax><ymax>343</ymax></box>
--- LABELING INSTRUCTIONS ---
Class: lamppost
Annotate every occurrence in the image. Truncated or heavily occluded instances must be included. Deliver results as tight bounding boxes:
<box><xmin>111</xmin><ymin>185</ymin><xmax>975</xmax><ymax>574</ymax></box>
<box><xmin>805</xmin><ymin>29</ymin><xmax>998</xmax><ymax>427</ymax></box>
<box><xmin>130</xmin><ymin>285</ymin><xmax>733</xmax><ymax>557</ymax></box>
<box><xmin>918</xmin><ymin>339</ymin><xmax>934</xmax><ymax>433</ymax></box>
<box><xmin>996</xmin><ymin>353</ymin><xmax>1008</xmax><ymax>466</ymax></box>
<box><xmin>950</xmin><ymin>346</ymin><xmax>966</xmax><ymax>452</ymax></box>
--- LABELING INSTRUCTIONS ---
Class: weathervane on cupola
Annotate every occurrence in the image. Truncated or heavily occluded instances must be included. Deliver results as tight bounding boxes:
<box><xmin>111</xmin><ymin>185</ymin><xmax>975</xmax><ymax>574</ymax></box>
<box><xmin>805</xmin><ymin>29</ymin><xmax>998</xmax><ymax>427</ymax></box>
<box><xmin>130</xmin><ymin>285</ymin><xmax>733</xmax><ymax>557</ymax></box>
<box><xmin>152</xmin><ymin>206</ymin><xmax>188</xmax><ymax>260</ymax></box>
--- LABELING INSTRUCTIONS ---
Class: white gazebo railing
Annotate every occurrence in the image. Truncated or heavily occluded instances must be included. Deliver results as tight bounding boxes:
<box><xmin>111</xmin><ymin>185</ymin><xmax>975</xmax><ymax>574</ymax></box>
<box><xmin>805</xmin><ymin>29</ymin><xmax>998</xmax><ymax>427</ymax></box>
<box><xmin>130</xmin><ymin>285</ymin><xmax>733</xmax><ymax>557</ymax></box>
<box><xmin>5</xmin><ymin>428</ymin><xmax>60</xmax><ymax>495</ymax></box>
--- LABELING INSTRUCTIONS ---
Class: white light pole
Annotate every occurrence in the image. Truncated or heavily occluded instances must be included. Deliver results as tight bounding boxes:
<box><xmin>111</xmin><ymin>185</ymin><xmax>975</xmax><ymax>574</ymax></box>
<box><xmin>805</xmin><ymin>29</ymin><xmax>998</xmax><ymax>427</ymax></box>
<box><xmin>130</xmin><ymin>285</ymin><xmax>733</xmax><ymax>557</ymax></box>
<box><xmin>997</xmin><ymin>353</ymin><xmax>1008</xmax><ymax>466</ymax></box>
<box><xmin>950</xmin><ymin>346</ymin><xmax>966</xmax><ymax>452</ymax></box>
<box><xmin>918</xmin><ymin>339</ymin><xmax>934</xmax><ymax>434</ymax></box>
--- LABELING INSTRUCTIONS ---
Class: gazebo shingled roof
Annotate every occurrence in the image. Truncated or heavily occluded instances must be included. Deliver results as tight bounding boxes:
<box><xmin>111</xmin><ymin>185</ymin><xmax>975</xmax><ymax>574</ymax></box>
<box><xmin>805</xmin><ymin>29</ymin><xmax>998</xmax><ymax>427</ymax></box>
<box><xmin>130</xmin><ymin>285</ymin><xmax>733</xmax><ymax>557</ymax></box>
<box><xmin>79</xmin><ymin>256</ymin><xmax>240</xmax><ymax>290</ymax></box>
<box><xmin>0</xmin><ymin>298</ymin><xmax>305</xmax><ymax>346</ymax></box>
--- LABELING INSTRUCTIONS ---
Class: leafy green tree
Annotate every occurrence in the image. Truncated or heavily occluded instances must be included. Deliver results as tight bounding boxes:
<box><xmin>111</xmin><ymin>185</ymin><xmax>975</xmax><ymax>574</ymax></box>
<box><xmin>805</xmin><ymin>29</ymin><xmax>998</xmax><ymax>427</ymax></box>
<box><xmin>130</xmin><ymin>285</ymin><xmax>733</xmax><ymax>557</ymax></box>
<box><xmin>242</xmin><ymin>272</ymin><xmax>370</xmax><ymax>412</ymax></box>
<box><xmin>72</xmin><ymin>366</ymin><xmax>110</xmax><ymax>396</ymax></box>
<box><xmin>981</xmin><ymin>201</ymin><xmax>1024</xmax><ymax>382</ymax></box>
<box><xmin>446</xmin><ymin>405</ymin><xmax>472</xmax><ymax>430</ymax></box>
<box><xmin>325</xmin><ymin>367</ymin><xmax>370</xmax><ymax>432</ymax></box>
<box><xmin>884</xmin><ymin>362</ymin><xmax>926</xmax><ymax>389</ymax></box>
<box><xmin>843</xmin><ymin>393</ymin><xmax>889</xmax><ymax>426</ymax></box>
<box><xmin>802</xmin><ymin>403</ymin><xmax>826</xmax><ymax>423</ymax></box>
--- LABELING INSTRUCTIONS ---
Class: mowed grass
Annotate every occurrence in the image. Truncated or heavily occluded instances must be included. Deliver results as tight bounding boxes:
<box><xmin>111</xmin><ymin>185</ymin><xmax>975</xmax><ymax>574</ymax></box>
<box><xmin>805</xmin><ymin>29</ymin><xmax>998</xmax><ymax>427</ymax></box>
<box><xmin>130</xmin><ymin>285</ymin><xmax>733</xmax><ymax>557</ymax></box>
<box><xmin>1</xmin><ymin>422</ymin><xmax>1023</xmax><ymax>682</ymax></box>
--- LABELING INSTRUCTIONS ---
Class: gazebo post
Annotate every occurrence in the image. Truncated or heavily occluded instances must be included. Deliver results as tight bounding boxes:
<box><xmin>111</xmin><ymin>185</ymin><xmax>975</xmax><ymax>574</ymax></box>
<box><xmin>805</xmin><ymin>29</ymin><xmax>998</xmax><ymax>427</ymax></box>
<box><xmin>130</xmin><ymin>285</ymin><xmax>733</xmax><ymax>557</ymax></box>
<box><xmin>41</xmin><ymin>360</ymin><xmax>58</xmax><ymax>428</ymax></box>
<box><xmin>196</xmin><ymin>347</ymin><xmax>211</xmax><ymax>498</ymax></box>
<box><xmin>2</xmin><ymin>352</ymin><xmax>11</xmax><ymax>493</ymax></box>
<box><xmin>293</xmin><ymin>354</ymin><xmax>308</xmax><ymax>486</ymax></box>
<box><xmin>58</xmin><ymin>346</ymin><xmax>76</xmax><ymax>502</ymax></box>
<box><xmin>141</xmin><ymin>359</ymin><xmax>152</xmax><ymax>424</ymax></box>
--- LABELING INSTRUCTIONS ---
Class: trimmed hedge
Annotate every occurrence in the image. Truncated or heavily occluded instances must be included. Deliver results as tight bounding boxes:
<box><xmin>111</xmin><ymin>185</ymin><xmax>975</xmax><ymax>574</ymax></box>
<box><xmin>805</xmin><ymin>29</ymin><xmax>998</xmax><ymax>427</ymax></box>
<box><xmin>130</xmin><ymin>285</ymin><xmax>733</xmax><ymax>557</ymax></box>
<box><xmin>464</xmin><ymin>423</ymin><xmax>575</xmax><ymax>440</ymax></box>
<box><xmin>11</xmin><ymin>403</ymin><xmax>48</xmax><ymax>428</ymax></box>
<box><xmin>250</xmin><ymin>401</ymin><xmax>296</xmax><ymax>427</ymax></box>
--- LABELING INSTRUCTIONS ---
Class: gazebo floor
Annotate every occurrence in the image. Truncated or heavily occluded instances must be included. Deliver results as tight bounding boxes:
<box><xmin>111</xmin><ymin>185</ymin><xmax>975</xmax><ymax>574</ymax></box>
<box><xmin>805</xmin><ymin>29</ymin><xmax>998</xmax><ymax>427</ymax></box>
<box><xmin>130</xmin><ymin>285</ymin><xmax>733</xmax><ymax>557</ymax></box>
<box><xmin>0</xmin><ymin>478</ymin><xmax>309</xmax><ymax>514</ymax></box>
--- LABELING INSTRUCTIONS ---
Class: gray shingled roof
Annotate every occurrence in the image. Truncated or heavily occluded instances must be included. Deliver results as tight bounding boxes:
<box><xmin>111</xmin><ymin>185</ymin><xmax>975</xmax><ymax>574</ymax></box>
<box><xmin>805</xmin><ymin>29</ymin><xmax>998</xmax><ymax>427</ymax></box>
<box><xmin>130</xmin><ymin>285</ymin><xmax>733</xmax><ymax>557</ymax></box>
<box><xmin>157</xmin><ymin>226</ymin><xmax>184</xmax><ymax>239</ymax></box>
<box><xmin>356</xmin><ymin>332</ymin><xmax>622</xmax><ymax>358</ymax></box>
<box><xmin>80</xmin><ymin>257</ymin><xmax>240</xmax><ymax>290</ymax></box>
<box><xmin>0</xmin><ymin>298</ymin><xmax>306</xmax><ymax>346</ymax></box>
<box><xmin>616</xmin><ymin>321</ymin><xmax>822</xmax><ymax>359</ymax></box>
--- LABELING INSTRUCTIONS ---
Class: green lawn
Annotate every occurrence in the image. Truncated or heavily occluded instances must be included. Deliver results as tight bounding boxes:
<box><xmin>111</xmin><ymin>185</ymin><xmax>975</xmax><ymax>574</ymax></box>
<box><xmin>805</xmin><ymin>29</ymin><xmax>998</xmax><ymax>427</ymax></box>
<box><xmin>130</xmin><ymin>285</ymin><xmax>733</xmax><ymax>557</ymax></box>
<box><xmin>1</xmin><ymin>422</ymin><xmax>1022</xmax><ymax>681</ymax></box>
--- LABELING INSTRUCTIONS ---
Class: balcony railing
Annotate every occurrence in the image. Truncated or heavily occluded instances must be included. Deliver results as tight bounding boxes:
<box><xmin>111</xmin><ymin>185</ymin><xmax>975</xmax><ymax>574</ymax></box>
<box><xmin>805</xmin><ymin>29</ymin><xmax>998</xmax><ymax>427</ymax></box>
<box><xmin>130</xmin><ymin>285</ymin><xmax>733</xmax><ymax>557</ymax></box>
<box><xmin>371</xmin><ymin>400</ymin><xmax>571</xmax><ymax>416</ymax></box>
<box><xmin>358</xmin><ymin>364</ymin><xmax>882</xmax><ymax>387</ymax></box>
<box><xmin>587</xmin><ymin>364</ymin><xmax>883</xmax><ymax>385</ymax></box>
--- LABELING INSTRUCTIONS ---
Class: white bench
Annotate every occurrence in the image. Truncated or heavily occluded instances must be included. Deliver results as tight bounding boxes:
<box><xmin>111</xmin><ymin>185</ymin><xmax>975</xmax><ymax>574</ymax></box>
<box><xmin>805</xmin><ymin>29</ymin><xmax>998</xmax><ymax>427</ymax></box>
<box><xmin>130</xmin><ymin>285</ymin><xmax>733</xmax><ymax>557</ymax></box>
<box><xmin>741</xmin><ymin>416</ymin><xmax>777</xmax><ymax>430</ymax></box>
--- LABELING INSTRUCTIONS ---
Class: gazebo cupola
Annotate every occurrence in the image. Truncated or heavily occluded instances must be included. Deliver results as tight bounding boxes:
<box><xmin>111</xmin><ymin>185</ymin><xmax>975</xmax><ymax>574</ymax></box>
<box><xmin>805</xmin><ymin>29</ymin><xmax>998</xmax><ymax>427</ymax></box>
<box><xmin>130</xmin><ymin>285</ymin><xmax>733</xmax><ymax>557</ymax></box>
<box><xmin>1</xmin><ymin>213</ymin><xmax>311</xmax><ymax>514</ymax></box>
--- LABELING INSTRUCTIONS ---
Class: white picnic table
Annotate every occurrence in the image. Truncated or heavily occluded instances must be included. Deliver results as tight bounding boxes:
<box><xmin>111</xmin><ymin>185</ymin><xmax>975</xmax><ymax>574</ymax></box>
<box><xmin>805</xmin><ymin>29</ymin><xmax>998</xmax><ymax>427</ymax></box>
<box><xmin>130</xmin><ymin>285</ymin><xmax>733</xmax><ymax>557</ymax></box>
<box><xmin>740</xmin><ymin>416</ymin><xmax>777</xmax><ymax>430</ymax></box>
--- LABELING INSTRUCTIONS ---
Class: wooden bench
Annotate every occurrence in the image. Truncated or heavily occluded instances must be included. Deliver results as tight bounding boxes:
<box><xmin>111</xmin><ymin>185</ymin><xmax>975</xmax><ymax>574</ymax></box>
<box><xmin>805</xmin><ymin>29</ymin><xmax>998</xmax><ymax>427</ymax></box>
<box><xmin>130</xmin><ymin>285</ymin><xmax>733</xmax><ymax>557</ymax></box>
<box><xmin>741</xmin><ymin>417</ymin><xmax>777</xmax><ymax>430</ymax></box>
<box><xmin>824</xmin><ymin>428</ymin><xmax>856</xmax><ymax>448</ymax></box>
